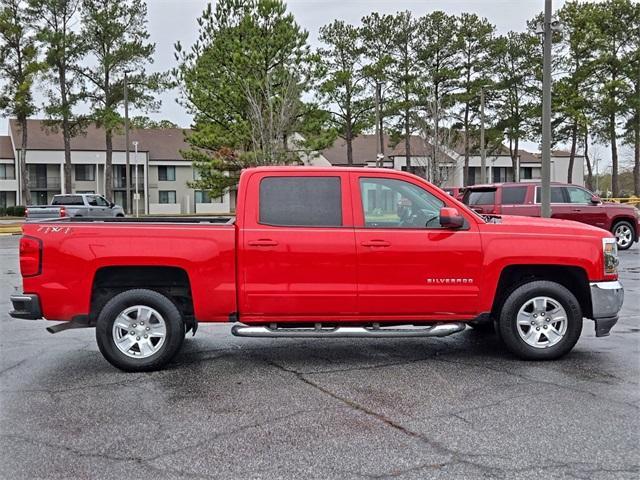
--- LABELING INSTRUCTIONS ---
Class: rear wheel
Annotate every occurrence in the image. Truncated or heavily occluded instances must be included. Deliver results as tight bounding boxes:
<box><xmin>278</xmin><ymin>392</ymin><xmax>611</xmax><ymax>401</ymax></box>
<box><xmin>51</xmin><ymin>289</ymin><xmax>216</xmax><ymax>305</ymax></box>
<box><xmin>612</xmin><ymin>220</ymin><xmax>634</xmax><ymax>250</ymax></box>
<box><xmin>498</xmin><ymin>281</ymin><xmax>582</xmax><ymax>360</ymax></box>
<box><xmin>96</xmin><ymin>289</ymin><xmax>185</xmax><ymax>372</ymax></box>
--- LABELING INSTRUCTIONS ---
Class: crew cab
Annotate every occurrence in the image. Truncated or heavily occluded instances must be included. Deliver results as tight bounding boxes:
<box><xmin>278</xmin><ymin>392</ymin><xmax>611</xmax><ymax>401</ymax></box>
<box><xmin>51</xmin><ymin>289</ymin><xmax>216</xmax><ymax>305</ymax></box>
<box><xmin>462</xmin><ymin>182</ymin><xmax>639</xmax><ymax>250</ymax></box>
<box><xmin>10</xmin><ymin>167</ymin><xmax>624</xmax><ymax>372</ymax></box>
<box><xmin>26</xmin><ymin>194</ymin><xmax>125</xmax><ymax>220</ymax></box>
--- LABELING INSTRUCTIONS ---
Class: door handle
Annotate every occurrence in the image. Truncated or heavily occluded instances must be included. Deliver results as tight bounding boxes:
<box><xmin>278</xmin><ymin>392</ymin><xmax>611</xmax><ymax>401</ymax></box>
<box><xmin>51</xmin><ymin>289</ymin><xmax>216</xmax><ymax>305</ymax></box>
<box><xmin>572</xmin><ymin>209</ymin><xmax>582</xmax><ymax>212</ymax></box>
<box><xmin>361</xmin><ymin>240</ymin><xmax>391</xmax><ymax>247</ymax></box>
<box><xmin>248</xmin><ymin>239</ymin><xmax>279</xmax><ymax>247</ymax></box>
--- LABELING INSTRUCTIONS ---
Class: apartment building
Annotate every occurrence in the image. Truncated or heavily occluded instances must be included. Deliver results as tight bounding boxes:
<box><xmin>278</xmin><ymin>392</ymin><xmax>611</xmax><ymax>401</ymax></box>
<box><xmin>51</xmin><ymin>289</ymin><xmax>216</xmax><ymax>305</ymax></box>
<box><xmin>317</xmin><ymin>134</ymin><xmax>585</xmax><ymax>186</ymax></box>
<box><xmin>1</xmin><ymin>119</ymin><xmax>233</xmax><ymax>213</ymax></box>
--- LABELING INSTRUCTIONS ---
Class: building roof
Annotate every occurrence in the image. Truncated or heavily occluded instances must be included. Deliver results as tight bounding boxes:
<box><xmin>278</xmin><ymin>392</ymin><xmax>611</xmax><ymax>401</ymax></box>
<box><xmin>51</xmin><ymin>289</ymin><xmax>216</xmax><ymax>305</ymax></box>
<box><xmin>0</xmin><ymin>136</ymin><xmax>14</xmax><ymax>159</ymax></box>
<box><xmin>321</xmin><ymin>134</ymin><xmax>456</xmax><ymax>166</ymax></box>
<box><xmin>8</xmin><ymin>119</ymin><xmax>191</xmax><ymax>161</ymax></box>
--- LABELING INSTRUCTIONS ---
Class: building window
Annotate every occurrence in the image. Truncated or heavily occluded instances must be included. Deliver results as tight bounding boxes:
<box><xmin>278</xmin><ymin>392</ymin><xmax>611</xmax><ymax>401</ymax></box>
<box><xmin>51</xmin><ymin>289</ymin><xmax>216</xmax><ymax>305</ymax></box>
<box><xmin>113</xmin><ymin>165</ymin><xmax>126</xmax><ymax>188</ymax></box>
<box><xmin>0</xmin><ymin>164</ymin><xmax>15</xmax><ymax>180</ymax></box>
<box><xmin>159</xmin><ymin>190</ymin><xmax>176</xmax><ymax>204</ymax></box>
<box><xmin>195</xmin><ymin>190</ymin><xmax>222</xmax><ymax>204</ymax></box>
<box><xmin>0</xmin><ymin>191</ymin><xmax>6</xmax><ymax>208</ymax></box>
<box><xmin>158</xmin><ymin>166</ymin><xmax>175</xmax><ymax>181</ymax></box>
<box><xmin>75</xmin><ymin>164</ymin><xmax>95</xmax><ymax>181</ymax></box>
<box><xmin>492</xmin><ymin>167</ymin><xmax>512</xmax><ymax>183</ymax></box>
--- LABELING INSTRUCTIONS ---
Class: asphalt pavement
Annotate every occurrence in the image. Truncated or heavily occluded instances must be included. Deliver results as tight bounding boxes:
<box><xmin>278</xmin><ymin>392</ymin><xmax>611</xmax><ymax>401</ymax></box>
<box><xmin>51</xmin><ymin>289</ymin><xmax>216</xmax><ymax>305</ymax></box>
<box><xmin>0</xmin><ymin>234</ymin><xmax>638</xmax><ymax>479</ymax></box>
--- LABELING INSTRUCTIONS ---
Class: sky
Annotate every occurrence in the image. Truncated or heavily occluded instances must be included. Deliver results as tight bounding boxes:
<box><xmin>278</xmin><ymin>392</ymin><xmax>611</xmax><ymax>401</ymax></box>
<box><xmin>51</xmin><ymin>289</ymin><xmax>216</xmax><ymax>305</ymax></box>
<box><xmin>4</xmin><ymin>0</ymin><xmax>624</xmax><ymax>165</ymax></box>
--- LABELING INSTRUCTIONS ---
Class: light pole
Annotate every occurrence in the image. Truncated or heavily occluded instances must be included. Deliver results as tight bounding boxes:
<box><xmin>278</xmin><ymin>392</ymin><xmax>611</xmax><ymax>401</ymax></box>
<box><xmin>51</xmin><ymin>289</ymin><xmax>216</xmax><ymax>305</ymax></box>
<box><xmin>124</xmin><ymin>71</ymin><xmax>131</xmax><ymax>215</ymax></box>
<box><xmin>537</xmin><ymin>1</ymin><xmax>562</xmax><ymax>218</ymax></box>
<box><xmin>133</xmin><ymin>141</ymin><xmax>139</xmax><ymax>217</ymax></box>
<box><xmin>480</xmin><ymin>87</ymin><xmax>486</xmax><ymax>184</ymax></box>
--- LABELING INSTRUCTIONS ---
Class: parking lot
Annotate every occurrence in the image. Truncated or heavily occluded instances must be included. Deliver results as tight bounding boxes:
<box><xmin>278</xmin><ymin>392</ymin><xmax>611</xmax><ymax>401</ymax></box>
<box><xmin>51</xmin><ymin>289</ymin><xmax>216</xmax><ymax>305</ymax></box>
<box><xmin>0</xmin><ymin>234</ymin><xmax>638</xmax><ymax>479</ymax></box>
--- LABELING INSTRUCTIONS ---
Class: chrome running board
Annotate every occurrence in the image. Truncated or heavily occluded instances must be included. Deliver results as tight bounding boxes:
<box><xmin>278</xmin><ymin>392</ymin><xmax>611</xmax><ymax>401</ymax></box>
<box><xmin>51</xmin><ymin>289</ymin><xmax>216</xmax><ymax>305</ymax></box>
<box><xmin>231</xmin><ymin>322</ymin><xmax>466</xmax><ymax>338</ymax></box>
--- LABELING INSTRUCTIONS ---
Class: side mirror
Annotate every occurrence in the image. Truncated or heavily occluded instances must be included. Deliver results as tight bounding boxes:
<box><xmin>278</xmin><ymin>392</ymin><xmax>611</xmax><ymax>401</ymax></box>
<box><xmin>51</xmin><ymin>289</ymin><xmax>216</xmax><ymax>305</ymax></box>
<box><xmin>109</xmin><ymin>202</ymin><xmax>115</xmax><ymax>208</ymax></box>
<box><xmin>439</xmin><ymin>207</ymin><xmax>464</xmax><ymax>229</ymax></box>
<box><xmin>590</xmin><ymin>195</ymin><xmax>601</xmax><ymax>204</ymax></box>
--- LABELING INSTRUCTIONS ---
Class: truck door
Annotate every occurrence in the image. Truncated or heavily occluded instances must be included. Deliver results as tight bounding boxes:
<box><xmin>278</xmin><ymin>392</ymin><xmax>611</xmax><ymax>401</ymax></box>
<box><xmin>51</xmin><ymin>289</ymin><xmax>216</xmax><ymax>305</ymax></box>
<box><xmin>352</xmin><ymin>172</ymin><xmax>483</xmax><ymax>319</ymax></box>
<box><xmin>239</xmin><ymin>171</ymin><xmax>357</xmax><ymax>320</ymax></box>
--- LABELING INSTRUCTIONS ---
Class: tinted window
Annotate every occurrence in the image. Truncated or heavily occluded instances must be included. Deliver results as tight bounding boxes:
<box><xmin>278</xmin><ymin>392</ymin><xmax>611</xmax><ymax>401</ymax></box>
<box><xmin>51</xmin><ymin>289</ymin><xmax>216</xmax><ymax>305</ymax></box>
<box><xmin>52</xmin><ymin>195</ymin><xmax>83</xmax><ymax>206</ymax></box>
<box><xmin>501</xmin><ymin>186</ymin><xmax>527</xmax><ymax>204</ymax></box>
<box><xmin>259</xmin><ymin>177</ymin><xmax>342</xmax><ymax>227</ymax></box>
<box><xmin>465</xmin><ymin>189</ymin><xmax>496</xmax><ymax>205</ymax></box>
<box><xmin>535</xmin><ymin>187</ymin><xmax>565</xmax><ymax>203</ymax></box>
<box><xmin>360</xmin><ymin>178</ymin><xmax>444</xmax><ymax>228</ymax></box>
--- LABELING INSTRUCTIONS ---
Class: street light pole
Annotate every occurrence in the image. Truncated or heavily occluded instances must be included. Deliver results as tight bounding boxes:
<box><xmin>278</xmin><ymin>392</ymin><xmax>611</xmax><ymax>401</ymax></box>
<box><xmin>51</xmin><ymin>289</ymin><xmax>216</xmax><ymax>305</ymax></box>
<box><xmin>133</xmin><ymin>141</ymin><xmax>139</xmax><ymax>218</ymax></box>
<box><xmin>124</xmin><ymin>71</ymin><xmax>131</xmax><ymax>215</ymax></box>
<box><xmin>540</xmin><ymin>0</ymin><xmax>553</xmax><ymax>218</ymax></box>
<box><xmin>480</xmin><ymin>87</ymin><xmax>486</xmax><ymax>184</ymax></box>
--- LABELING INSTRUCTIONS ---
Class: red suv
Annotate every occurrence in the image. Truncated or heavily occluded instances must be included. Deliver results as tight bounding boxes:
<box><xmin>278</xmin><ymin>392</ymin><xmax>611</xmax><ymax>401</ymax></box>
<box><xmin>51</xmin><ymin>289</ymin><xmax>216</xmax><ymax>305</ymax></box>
<box><xmin>462</xmin><ymin>182</ymin><xmax>639</xmax><ymax>250</ymax></box>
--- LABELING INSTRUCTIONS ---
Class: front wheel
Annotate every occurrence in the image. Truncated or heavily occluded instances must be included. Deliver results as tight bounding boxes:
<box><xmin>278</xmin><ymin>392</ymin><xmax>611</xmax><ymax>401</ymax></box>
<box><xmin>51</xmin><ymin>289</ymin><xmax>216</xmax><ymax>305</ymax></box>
<box><xmin>96</xmin><ymin>289</ymin><xmax>185</xmax><ymax>372</ymax></box>
<box><xmin>612</xmin><ymin>220</ymin><xmax>635</xmax><ymax>250</ymax></box>
<box><xmin>498</xmin><ymin>281</ymin><xmax>582</xmax><ymax>360</ymax></box>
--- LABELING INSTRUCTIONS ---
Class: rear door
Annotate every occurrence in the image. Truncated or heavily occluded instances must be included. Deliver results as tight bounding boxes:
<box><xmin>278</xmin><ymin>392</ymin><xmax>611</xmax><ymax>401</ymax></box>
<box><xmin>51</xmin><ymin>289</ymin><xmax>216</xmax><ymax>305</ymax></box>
<box><xmin>352</xmin><ymin>172</ymin><xmax>483</xmax><ymax>318</ymax></box>
<box><xmin>239</xmin><ymin>171</ymin><xmax>357</xmax><ymax>320</ymax></box>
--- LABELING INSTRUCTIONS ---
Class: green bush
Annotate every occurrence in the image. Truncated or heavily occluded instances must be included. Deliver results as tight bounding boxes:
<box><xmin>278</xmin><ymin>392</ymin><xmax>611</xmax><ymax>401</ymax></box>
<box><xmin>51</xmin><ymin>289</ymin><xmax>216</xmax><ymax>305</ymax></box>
<box><xmin>13</xmin><ymin>205</ymin><xmax>26</xmax><ymax>217</ymax></box>
<box><xmin>0</xmin><ymin>207</ymin><xmax>6</xmax><ymax>216</ymax></box>
<box><xmin>5</xmin><ymin>206</ymin><xmax>14</xmax><ymax>216</ymax></box>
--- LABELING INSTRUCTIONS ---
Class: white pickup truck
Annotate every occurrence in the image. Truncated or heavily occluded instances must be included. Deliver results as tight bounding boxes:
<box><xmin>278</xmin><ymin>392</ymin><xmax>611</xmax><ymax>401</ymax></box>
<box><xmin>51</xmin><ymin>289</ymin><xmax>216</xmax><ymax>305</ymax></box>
<box><xmin>26</xmin><ymin>194</ymin><xmax>125</xmax><ymax>220</ymax></box>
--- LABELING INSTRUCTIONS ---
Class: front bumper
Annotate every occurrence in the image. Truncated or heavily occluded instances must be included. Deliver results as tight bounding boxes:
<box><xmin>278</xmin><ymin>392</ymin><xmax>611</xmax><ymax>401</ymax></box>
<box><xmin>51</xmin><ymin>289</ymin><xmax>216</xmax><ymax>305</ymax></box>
<box><xmin>9</xmin><ymin>294</ymin><xmax>42</xmax><ymax>320</ymax></box>
<box><xmin>589</xmin><ymin>281</ymin><xmax>624</xmax><ymax>337</ymax></box>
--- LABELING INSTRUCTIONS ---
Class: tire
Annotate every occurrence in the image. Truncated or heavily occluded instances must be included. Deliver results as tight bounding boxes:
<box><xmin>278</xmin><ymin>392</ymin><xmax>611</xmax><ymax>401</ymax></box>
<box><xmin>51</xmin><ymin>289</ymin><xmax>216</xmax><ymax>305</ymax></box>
<box><xmin>612</xmin><ymin>220</ymin><xmax>635</xmax><ymax>250</ymax></box>
<box><xmin>96</xmin><ymin>289</ymin><xmax>185</xmax><ymax>372</ymax></box>
<box><xmin>116</xmin><ymin>214</ymin><xmax>125</xmax><ymax>218</ymax></box>
<box><xmin>497</xmin><ymin>280</ymin><xmax>582</xmax><ymax>360</ymax></box>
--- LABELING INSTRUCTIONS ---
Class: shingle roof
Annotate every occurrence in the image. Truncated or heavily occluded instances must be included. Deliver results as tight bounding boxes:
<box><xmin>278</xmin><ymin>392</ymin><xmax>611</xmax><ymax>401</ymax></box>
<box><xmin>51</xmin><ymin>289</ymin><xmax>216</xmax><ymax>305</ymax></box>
<box><xmin>8</xmin><ymin>119</ymin><xmax>191</xmax><ymax>160</ymax></box>
<box><xmin>321</xmin><ymin>134</ymin><xmax>455</xmax><ymax>166</ymax></box>
<box><xmin>0</xmin><ymin>136</ymin><xmax>14</xmax><ymax>159</ymax></box>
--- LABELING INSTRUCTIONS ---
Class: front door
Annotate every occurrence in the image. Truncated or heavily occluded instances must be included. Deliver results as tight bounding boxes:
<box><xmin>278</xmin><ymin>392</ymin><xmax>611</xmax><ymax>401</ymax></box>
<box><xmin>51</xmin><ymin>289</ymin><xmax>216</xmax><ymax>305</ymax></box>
<box><xmin>352</xmin><ymin>173</ymin><xmax>483</xmax><ymax>319</ymax></box>
<box><xmin>239</xmin><ymin>172</ymin><xmax>357</xmax><ymax>320</ymax></box>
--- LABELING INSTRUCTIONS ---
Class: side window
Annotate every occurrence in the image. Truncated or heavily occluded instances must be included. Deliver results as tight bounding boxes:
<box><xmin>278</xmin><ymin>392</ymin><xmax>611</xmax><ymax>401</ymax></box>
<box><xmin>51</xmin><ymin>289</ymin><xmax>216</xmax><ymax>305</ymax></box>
<box><xmin>259</xmin><ymin>176</ymin><xmax>342</xmax><ymax>227</ymax></box>
<box><xmin>95</xmin><ymin>196</ymin><xmax>109</xmax><ymax>207</ymax></box>
<box><xmin>501</xmin><ymin>186</ymin><xmax>527</xmax><ymax>205</ymax></box>
<box><xmin>360</xmin><ymin>177</ymin><xmax>444</xmax><ymax>229</ymax></box>
<box><xmin>87</xmin><ymin>195</ymin><xmax>98</xmax><ymax>206</ymax></box>
<box><xmin>566</xmin><ymin>187</ymin><xmax>592</xmax><ymax>204</ymax></box>
<box><xmin>535</xmin><ymin>187</ymin><xmax>565</xmax><ymax>203</ymax></box>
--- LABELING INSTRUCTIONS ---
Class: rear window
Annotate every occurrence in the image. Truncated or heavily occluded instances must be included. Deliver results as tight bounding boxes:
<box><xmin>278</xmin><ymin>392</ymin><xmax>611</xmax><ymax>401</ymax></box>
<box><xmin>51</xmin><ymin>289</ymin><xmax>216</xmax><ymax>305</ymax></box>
<box><xmin>51</xmin><ymin>195</ymin><xmax>83</xmax><ymax>206</ymax></box>
<box><xmin>465</xmin><ymin>189</ymin><xmax>496</xmax><ymax>205</ymax></box>
<box><xmin>501</xmin><ymin>186</ymin><xmax>527</xmax><ymax>204</ymax></box>
<box><xmin>259</xmin><ymin>176</ymin><xmax>342</xmax><ymax>227</ymax></box>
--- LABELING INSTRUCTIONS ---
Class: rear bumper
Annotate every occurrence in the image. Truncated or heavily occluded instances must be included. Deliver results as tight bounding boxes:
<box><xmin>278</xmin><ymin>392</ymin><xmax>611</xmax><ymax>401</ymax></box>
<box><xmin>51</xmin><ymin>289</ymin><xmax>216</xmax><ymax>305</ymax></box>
<box><xmin>9</xmin><ymin>294</ymin><xmax>43</xmax><ymax>320</ymax></box>
<box><xmin>589</xmin><ymin>281</ymin><xmax>624</xmax><ymax>337</ymax></box>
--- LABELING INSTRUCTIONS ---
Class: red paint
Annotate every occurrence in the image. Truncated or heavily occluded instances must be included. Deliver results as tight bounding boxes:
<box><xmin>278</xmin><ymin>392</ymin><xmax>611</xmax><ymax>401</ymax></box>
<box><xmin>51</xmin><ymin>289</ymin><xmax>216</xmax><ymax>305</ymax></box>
<box><xmin>20</xmin><ymin>168</ymin><xmax>617</xmax><ymax>324</ymax></box>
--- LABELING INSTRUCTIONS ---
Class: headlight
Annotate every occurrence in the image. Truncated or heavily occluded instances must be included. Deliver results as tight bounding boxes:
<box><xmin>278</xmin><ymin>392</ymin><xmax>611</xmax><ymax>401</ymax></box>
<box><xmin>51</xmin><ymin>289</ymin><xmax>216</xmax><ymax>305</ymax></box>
<box><xmin>603</xmin><ymin>237</ymin><xmax>618</xmax><ymax>276</ymax></box>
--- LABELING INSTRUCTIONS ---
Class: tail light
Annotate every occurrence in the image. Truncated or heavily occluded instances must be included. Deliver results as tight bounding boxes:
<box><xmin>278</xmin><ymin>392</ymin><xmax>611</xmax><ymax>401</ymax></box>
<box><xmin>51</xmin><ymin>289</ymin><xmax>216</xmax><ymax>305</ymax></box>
<box><xmin>59</xmin><ymin>207</ymin><xmax>66</xmax><ymax>217</ymax></box>
<box><xmin>19</xmin><ymin>236</ymin><xmax>42</xmax><ymax>277</ymax></box>
<box><xmin>25</xmin><ymin>208</ymin><xmax>30</xmax><ymax>217</ymax></box>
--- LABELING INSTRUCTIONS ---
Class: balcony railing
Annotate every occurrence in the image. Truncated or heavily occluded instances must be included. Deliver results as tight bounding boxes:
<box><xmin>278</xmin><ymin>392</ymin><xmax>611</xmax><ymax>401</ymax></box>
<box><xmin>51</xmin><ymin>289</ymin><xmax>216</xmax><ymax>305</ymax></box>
<box><xmin>27</xmin><ymin>177</ymin><xmax>61</xmax><ymax>190</ymax></box>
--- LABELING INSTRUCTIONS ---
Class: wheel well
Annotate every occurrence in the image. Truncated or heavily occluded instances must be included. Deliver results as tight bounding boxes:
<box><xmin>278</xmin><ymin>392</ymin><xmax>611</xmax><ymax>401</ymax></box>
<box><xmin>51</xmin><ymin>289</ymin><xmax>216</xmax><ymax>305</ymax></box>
<box><xmin>611</xmin><ymin>216</ymin><xmax>636</xmax><ymax>232</ymax></box>
<box><xmin>491</xmin><ymin>265</ymin><xmax>591</xmax><ymax>319</ymax></box>
<box><xmin>91</xmin><ymin>266</ymin><xmax>195</xmax><ymax>330</ymax></box>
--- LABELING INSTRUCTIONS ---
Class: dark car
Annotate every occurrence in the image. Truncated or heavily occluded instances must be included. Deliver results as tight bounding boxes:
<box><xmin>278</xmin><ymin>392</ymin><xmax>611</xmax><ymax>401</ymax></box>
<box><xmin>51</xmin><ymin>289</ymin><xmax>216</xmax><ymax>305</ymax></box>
<box><xmin>462</xmin><ymin>182</ymin><xmax>639</xmax><ymax>250</ymax></box>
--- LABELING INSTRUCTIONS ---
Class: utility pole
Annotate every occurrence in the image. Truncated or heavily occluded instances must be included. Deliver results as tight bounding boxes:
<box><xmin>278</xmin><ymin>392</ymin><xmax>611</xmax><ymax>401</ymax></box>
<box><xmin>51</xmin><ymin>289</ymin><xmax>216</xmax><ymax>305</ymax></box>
<box><xmin>375</xmin><ymin>81</ymin><xmax>382</xmax><ymax>167</ymax></box>
<box><xmin>124</xmin><ymin>71</ymin><xmax>131</xmax><ymax>215</ymax></box>
<box><xmin>133</xmin><ymin>140</ymin><xmax>139</xmax><ymax>217</ymax></box>
<box><xmin>480</xmin><ymin>87</ymin><xmax>486</xmax><ymax>184</ymax></box>
<box><xmin>540</xmin><ymin>0</ymin><xmax>553</xmax><ymax>218</ymax></box>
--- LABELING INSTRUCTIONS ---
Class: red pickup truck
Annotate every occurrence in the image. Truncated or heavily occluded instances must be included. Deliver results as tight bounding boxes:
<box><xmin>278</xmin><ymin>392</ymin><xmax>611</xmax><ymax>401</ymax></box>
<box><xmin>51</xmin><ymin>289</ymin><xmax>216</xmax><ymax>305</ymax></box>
<box><xmin>10</xmin><ymin>167</ymin><xmax>624</xmax><ymax>371</ymax></box>
<box><xmin>462</xmin><ymin>182</ymin><xmax>640</xmax><ymax>250</ymax></box>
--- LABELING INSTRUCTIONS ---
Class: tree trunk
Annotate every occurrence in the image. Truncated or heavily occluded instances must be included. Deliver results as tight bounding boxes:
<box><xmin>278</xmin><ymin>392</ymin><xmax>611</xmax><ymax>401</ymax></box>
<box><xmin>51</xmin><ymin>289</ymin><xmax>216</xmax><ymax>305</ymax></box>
<box><xmin>610</xmin><ymin>113</ymin><xmax>619</xmax><ymax>197</ymax></box>
<box><xmin>634</xmin><ymin>117</ymin><xmax>639</xmax><ymax>196</ymax></box>
<box><xmin>378</xmin><ymin>82</ymin><xmax>384</xmax><ymax>159</ymax></box>
<box><xmin>567</xmin><ymin>121</ymin><xmax>577</xmax><ymax>184</ymax></box>
<box><xmin>404</xmin><ymin>107</ymin><xmax>411</xmax><ymax>170</ymax></box>
<box><xmin>105</xmin><ymin>129</ymin><xmax>114</xmax><ymax>201</ymax></box>
<box><xmin>463</xmin><ymin>104</ymin><xmax>470</xmax><ymax>187</ymax></box>
<box><xmin>584</xmin><ymin>131</ymin><xmax>593</xmax><ymax>191</ymax></box>
<box><xmin>19</xmin><ymin>118</ymin><xmax>31</xmax><ymax>206</ymax></box>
